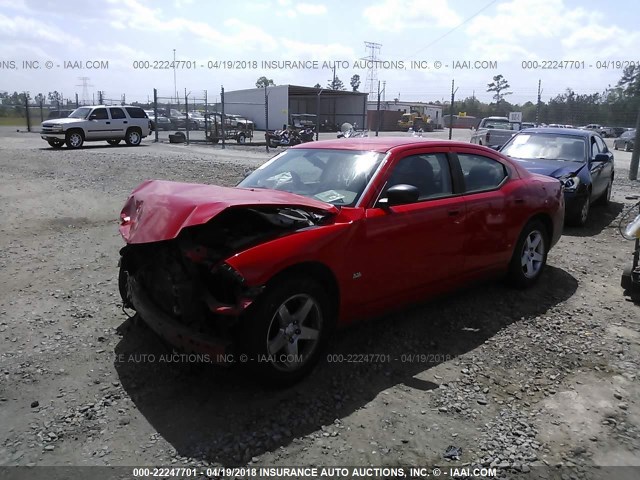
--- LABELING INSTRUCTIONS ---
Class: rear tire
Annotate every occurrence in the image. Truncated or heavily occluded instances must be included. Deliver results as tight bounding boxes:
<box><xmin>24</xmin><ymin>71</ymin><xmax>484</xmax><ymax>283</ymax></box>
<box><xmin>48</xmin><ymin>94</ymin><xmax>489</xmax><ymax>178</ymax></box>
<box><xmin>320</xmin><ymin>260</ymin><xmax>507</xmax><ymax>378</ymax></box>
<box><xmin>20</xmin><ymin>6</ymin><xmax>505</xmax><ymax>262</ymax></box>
<box><xmin>240</xmin><ymin>275</ymin><xmax>334</xmax><ymax>385</ymax></box>
<box><xmin>507</xmin><ymin>220</ymin><xmax>548</xmax><ymax>289</ymax></box>
<box><xmin>625</xmin><ymin>142</ymin><xmax>632</xmax><ymax>152</ymax></box>
<box><xmin>125</xmin><ymin>128</ymin><xmax>142</xmax><ymax>146</ymax></box>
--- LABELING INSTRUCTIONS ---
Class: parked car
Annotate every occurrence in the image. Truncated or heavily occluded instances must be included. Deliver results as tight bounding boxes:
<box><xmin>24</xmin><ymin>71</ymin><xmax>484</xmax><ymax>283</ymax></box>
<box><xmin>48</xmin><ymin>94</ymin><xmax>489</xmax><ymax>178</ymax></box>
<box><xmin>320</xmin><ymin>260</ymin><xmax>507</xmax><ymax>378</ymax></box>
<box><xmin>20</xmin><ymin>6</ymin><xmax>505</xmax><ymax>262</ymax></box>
<box><xmin>582</xmin><ymin>124</ymin><xmax>608</xmax><ymax>136</ymax></box>
<box><xmin>226</xmin><ymin>114</ymin><xmax>255</xmax><ymax>131</ymax></box>
<box><xmin>144</xmin><ymin>110</ymin><xmax>172</xmax><ymax>131</ymax></box>
<box><xmin>500</xmin><ymin>128</ymin><xmax>614</xmax><ymax>226</ymax></box>
<box><xmin>613</xmin><ymin>129</ymin><xmax>636</xmax><ymax>152</ymax></box>
<box><xmin>611</xmin><ymin>127</ymin><xmax>627</xmax><ymax>138</ymax></box>
<box><xmin>46</xmin><ymin>109</ymin><xmax>73</xmax><ymax>120</ymax></box>
<box><xmin>41</xmin><ymin>105</ymin><xmax>151</xmax><ymax>149</ymax></box>
<box><xmin>118</xmin><ymin>138</ymin><xmax>564</xmax><ymax>383</ymax></box>
<box><xmin>470</xmin><ymin>116</ymin><xmax>520</xmax><ymax>148</ymax></box>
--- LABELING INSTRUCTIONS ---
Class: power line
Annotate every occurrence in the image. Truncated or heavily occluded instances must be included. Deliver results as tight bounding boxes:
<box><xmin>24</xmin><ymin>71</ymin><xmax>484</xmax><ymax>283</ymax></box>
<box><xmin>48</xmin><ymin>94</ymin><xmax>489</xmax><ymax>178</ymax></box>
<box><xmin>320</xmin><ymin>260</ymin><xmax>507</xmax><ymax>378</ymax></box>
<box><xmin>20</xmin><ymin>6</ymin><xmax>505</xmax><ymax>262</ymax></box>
<box><xmin>402</xmin><ymin>0</ymin><xmax>499</xmax><ymax>60</ymax></box>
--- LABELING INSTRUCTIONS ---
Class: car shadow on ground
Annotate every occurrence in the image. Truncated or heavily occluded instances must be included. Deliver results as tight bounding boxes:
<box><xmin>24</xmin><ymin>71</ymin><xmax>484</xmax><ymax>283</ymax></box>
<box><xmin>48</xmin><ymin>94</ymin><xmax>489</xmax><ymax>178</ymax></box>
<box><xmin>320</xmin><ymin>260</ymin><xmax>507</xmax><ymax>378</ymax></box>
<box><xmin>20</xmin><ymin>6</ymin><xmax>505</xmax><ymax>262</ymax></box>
<box><xmin>563</xmin><ymin>201</ymin><xmax>624</xmax><ymax>237</ymax></box>
<box><xmin>39</xmin><ymin>144</ymin><xmax>150</xmax><ymax>151</ymax></box>
<box><xmin>114</xmin><ymin>265</ymin><xmax>577</xmax><ymax>465</ymax></box>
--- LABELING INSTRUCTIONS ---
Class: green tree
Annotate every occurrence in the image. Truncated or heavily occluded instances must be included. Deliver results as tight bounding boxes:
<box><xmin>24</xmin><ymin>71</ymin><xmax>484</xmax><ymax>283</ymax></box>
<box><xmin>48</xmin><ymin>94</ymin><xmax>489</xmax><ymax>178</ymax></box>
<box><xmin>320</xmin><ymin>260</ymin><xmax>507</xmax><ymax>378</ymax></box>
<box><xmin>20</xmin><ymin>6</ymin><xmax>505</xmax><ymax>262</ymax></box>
<box><xmin>350</xmin><ymin>74</ymin><xmax>361</xmax><ymax>92</ymax></box>
<box><xmin>255</xmin><ymin>76</ymin><xmax>275</xmax><ymax>88</ymax></box>
<box><xmin>617</xmin><ymin>64</ymin><xmax>640</xmax><ymax>97</ymax></box>
<box><xmin>487</xmin><ymin>74</ymin><xmax>512</xmax><ymax>105</ymax></box>
<box><xmin>327</xmin><ymin>76</ymin><xmax>345</xmax><ymax>90</ymax></box>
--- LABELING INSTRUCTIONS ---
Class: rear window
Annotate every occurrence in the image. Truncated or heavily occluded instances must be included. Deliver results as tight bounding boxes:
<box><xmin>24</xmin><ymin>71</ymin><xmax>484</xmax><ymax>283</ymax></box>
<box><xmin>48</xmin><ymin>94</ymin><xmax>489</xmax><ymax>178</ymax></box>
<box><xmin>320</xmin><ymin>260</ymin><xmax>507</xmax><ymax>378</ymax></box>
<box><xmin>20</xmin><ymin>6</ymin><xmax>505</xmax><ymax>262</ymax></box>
<box><xmin>125</xmin><ymin>107</ymin><xmax>147</xmax><ymax>119</ymax></box>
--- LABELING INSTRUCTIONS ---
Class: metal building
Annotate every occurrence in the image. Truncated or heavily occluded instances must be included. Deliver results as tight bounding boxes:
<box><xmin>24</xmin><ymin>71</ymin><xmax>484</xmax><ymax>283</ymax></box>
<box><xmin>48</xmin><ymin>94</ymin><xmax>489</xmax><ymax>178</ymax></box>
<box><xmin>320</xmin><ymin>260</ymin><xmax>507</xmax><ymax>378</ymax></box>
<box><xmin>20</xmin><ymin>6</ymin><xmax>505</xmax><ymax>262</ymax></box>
<box><xmin>217</xmin><ymin>85</ymin><xmax>368</xmax><ymax>131</ymax></box>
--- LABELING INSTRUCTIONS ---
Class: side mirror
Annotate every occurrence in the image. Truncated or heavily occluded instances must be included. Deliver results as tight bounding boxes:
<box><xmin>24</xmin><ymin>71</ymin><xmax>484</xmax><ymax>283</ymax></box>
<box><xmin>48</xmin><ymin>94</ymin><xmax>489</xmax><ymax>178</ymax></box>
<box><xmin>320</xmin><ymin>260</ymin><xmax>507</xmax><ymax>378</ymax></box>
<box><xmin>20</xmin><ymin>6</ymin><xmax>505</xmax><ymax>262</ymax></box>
<box><xmin>593</xmin><ymin>153</ymin><xmax>610</xmax><ymax>163</ymax></box>
<box><xmin>489</xmin><ymin>144</ymin><xmax>503</xmax><ymax>151</ymax></box>
<box><xmin>89</xmin><ymin>114</ymin><xmax>98</xmax><ymax>120</ymax></box>
<box><xmin>381</xmin><ymin>184</ymin><xmax>419</xmax><ymax>207</ymax></box>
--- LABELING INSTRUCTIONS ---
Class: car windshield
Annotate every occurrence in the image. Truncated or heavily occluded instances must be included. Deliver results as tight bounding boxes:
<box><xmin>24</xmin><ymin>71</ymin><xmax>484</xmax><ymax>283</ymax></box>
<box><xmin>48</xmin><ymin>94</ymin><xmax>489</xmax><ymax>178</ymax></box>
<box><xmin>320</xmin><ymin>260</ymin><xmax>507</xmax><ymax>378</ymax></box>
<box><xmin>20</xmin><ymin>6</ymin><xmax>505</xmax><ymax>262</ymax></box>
<box><xmin>501</xmin><ymin>133</ymin><xmax>587</xmax><ymax>162</ymax></box>
<box><xmin>68</xmin><ymin>107</ymin><xmax>92</xmax><ymax>119</ymax></box>
<box><xmin>238</xmin><ymin>148</ymin><xmax>385</xmax><ymax>206</ymax></box>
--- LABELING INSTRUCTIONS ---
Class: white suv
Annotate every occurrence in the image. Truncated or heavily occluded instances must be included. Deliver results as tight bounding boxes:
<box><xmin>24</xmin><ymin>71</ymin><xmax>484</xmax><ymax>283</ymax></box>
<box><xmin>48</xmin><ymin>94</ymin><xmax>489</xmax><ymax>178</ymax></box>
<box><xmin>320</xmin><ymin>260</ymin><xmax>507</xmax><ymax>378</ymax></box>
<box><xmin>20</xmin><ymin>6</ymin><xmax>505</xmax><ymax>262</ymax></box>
<box><xmin>41</xmin><ymin>105</ymin><xmax>151</xmax><ymax>149</ymax></box>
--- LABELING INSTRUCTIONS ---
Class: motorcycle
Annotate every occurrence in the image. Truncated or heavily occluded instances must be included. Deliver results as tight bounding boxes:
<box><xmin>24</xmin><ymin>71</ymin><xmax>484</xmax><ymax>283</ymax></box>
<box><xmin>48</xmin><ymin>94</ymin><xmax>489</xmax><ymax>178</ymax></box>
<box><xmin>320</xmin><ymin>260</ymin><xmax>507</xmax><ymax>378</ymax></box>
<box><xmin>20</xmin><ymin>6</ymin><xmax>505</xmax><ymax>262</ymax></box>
<box><xmin>337</xmin><ymin>122</ymin><xmax>368</xmax><ymax>139</ymax></box>
<box><xmin>265</xmin><ymin>128</ymin><xmax>302</xmax><ymax>148</ymax></box>
<box><xmin>620</xmin><ymin>195</ymin><xmax>640</xmax><ymax>298</ymax></box>
<box><xmin>298</xmin><ymin>127</ymin><xmax>315</xmax><ymax>143</ymax></box>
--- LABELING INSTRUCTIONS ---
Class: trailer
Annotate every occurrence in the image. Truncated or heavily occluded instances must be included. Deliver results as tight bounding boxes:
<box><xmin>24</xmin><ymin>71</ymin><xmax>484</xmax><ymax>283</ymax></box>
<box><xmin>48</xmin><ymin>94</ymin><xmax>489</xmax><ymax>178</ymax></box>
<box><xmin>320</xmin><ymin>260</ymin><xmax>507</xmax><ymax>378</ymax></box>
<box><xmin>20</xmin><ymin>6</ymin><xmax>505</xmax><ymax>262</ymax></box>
<box><xmin>205</xmin><ymin>114</ymin><xmax>254</xmax><ymax>144</ymax></box>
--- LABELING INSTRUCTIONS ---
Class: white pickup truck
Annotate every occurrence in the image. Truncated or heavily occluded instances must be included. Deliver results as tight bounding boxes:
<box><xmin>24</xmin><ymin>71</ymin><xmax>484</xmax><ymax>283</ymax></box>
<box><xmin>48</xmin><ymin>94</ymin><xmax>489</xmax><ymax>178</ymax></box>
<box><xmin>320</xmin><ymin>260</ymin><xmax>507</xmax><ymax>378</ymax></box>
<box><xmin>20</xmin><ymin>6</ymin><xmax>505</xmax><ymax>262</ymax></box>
<box><xmin>41</xmin><ymin>105</ymin><xmax>151</xmax><ymax>149</ymax></box>
<box><xmin>470</xmin><ymin>116</ymin><xmax>522</xmax><ymax>148</ymax></box>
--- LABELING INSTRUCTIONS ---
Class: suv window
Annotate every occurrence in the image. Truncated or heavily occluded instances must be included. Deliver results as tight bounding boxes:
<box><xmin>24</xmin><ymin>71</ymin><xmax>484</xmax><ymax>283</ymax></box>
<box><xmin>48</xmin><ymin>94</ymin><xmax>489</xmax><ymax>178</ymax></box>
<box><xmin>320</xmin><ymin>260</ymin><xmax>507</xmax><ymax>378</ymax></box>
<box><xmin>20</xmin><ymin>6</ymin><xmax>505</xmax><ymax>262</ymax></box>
<box><xmin>125</xmin><ymin>107</ymin><xmax>147</xmax><ymax>119</ymax></box>
<box><xmin>90</xmin><ymin>108</ymin><xmax>109</xmax><ymax>120</ymax></box>
<box><xmin>458</xmin><ymin>154</ymin><xmax>507</xmax><ymax>192</ymax></box>
<box><xmin>110</xmin><ymin>107</ymin><xmax>126</xmax><ymax>119</ymax></box>
<box><xmin>386</xmin><ymin>153</ymin><xmax>452</xmax><ymax>200</ymax></box>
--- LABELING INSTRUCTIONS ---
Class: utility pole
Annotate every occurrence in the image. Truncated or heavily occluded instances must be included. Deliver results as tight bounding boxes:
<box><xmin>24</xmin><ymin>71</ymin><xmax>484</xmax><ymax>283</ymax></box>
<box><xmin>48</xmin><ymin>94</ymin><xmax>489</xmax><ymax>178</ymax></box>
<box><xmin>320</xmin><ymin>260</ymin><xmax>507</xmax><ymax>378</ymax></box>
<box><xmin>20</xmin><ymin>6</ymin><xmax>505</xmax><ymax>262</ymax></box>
<box><xmin>173</xmin><ymin>49</ymin><xmax>177</xmax><ymax>105</ymax></box>
<box><xmin>449</xmin><ymin>79</ymin><xmax>458</xmax><ymax>140</ymax></box>
<box><xmin>332</xmin><ymin>64</ymin><xmax>336</xmax><ymax>89</ymax></box>
<box><xmin>375</xmin><ymin>80</ymin><xmax>382</xmax><ymax>137</ymax></box>
<box><xmin>536</xmin><ymin>80</ymin><xmax>543</xmax><ymax>126</ymax></box>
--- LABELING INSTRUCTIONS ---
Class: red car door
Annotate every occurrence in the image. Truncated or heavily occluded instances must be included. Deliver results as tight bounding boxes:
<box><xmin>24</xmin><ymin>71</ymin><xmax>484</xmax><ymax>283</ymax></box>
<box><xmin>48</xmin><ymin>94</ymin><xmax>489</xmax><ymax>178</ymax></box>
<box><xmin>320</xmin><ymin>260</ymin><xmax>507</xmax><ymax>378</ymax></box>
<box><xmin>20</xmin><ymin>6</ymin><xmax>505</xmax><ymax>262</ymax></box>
<box><xmin>453</xmin><ymin>148</ymin><xmax>515</xmax><ymax>274</ymax></box>
<box><xmin>346</xmin><ymin>150</ymin><xmax>467</xmax><ymax>313</ymax></box>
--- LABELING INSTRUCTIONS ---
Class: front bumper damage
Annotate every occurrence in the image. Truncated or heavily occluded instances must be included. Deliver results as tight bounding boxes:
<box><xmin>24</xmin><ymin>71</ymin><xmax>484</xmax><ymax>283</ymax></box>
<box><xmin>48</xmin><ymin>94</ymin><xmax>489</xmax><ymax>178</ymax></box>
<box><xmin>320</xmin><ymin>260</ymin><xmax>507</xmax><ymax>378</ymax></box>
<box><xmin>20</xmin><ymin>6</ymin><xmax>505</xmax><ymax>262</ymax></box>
<box><xmin>127</xmin><ymin>276</ymin><xmax>234</xmax><ymax>363</ymax></box>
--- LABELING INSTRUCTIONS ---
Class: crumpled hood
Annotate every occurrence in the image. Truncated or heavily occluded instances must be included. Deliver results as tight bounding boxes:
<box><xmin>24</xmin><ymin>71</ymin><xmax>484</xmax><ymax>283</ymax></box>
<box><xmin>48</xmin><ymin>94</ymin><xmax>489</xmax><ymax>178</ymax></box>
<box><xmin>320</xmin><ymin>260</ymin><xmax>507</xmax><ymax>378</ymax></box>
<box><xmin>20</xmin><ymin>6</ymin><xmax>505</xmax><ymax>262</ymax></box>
<box><xmin>119</xmin><ymin>180</ymin><xmax>338</xmax><ymax>244</ymax></box>
<box><xmin>510</xmin><ymin>158</ymin><xmax>585</xmax><ymax>178</ymax></box>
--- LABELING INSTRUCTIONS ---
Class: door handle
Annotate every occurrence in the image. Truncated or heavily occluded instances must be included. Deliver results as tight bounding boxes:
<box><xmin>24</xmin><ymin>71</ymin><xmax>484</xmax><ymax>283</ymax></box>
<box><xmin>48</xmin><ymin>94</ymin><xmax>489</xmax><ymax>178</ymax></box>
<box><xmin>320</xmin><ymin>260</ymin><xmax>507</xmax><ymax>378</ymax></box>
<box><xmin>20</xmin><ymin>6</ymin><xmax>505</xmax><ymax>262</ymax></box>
<box><xmin>123</xmin><ymin>121</ymin><xmax>128</xmax><ymax>124</ymax></box>
<box><xmin>448</xmin><ymin>210</ymin><xmax>460</xmax><ymax>216</ymax></box>
<box><xmin>106</xmin><ymin>121</ymin><xmax>110</xmax><ymax>124</ymax></box>
<box><xmin>514</xmin><ymin>198</ymin><xmax>525</xmax><ymax>204</ymax></box>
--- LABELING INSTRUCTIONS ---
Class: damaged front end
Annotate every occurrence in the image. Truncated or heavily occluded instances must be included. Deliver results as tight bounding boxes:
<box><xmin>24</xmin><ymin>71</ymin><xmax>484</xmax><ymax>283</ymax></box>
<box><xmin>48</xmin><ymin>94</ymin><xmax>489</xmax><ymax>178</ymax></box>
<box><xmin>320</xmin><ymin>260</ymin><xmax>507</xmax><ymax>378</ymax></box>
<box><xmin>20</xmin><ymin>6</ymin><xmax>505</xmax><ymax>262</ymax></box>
<box><xmin>118</xmin><ymin>205</ymin><xmax>332</xmax><ymax>363</ymax></box>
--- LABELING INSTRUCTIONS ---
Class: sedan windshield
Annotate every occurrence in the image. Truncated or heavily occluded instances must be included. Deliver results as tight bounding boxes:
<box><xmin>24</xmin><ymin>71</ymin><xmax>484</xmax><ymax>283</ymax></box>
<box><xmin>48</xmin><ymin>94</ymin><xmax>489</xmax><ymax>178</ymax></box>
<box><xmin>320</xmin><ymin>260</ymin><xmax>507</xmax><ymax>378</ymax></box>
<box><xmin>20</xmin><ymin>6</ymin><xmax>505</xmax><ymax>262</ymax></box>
<box><xmin>68</xmin><ymin>107</ymin><xmax>92</xmax><ymax>119</ymax></box>
<box><xmin>238</xmin><ymin>148</ymin><xmax>385</xmax><ymax>206</ymax></box>
<box><xmin>501</xmin><ymin>133</ymin><xmax>587</xmax><ymax>162</ymax></box>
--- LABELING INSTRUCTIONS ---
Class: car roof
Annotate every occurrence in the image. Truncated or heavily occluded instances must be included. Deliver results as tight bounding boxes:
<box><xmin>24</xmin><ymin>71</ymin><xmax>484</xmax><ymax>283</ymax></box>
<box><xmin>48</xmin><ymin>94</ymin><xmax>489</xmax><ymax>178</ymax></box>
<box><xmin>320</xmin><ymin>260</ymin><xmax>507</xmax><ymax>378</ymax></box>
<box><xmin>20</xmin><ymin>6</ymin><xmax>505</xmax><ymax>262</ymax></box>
<box><xmin>518</xmin><ymin>127</ymin><xmax>591</xmax><ymax>137</ymax></box>
<box><xmin>291</xmin><ymin>137</ymin><xmax>498</xmax><ymax>153</ymax></box>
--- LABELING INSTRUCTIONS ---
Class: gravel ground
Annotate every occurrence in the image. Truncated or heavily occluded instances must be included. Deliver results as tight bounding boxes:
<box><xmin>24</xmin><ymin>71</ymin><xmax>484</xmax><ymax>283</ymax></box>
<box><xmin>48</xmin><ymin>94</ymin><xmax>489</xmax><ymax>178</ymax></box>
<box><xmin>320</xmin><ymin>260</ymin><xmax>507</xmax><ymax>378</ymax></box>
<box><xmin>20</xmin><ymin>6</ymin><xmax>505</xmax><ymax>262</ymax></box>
<box><xmin>0</xmin><ymin>128</ymin><xmax>639</xmax><ymax>479</ymax></box>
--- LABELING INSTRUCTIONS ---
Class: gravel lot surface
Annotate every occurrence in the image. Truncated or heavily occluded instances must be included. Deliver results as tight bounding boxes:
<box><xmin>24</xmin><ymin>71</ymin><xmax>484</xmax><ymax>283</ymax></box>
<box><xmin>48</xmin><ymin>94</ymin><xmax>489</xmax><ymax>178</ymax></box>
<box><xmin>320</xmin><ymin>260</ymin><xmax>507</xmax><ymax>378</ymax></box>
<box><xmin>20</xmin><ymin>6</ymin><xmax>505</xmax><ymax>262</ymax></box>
<box><xmin>1</xmin><ymin>127</ymin><xmax>639</xmax><ymax>479</ymax></box>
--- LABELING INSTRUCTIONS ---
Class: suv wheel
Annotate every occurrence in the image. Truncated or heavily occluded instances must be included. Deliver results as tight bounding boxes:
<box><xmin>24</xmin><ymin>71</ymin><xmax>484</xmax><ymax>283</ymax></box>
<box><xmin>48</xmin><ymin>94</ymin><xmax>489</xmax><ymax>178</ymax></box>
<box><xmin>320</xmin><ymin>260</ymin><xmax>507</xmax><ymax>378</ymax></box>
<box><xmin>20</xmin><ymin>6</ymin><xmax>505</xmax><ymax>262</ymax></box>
<box><xmin>65</xmin><ymin>130</ymin><xmax>84</xmax><ymax>149</ymax></box>
<box><xmin>125</xmin><ymin>128</ymin><xmax>142</xmax><ymax>146</ymax></box>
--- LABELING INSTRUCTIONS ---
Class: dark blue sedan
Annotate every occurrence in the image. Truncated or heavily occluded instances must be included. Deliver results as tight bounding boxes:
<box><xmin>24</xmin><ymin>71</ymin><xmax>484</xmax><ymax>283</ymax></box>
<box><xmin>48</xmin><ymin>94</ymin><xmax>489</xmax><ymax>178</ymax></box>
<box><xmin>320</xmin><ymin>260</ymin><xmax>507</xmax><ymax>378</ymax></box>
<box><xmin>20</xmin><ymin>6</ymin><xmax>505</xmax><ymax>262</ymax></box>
<box><xmin>500</xmin><ymin>128</ymin><xmax>614</xmax><ymax>226</ymax></box>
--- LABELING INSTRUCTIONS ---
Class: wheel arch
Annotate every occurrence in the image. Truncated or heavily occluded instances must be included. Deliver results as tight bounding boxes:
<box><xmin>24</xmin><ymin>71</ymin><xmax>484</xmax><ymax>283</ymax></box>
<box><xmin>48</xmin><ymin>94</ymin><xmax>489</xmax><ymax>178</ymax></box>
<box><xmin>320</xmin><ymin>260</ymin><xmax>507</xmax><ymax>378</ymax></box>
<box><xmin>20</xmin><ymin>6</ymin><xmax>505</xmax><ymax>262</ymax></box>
<box><xmin>266</xmin><ymin>261</ymin><xmax>340</xmax><ymax>319</ymax></box>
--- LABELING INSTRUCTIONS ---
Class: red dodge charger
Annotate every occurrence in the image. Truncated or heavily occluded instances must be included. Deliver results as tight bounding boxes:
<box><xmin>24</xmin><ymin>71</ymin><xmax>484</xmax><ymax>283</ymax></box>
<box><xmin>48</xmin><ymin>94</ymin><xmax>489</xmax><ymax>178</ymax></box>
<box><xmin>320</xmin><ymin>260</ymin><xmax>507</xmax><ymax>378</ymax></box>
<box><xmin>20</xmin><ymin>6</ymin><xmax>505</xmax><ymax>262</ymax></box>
<box><xmin>118</xmin><ymin>138</ymin><xmax>564</xmax><ymax>383</ymax></box>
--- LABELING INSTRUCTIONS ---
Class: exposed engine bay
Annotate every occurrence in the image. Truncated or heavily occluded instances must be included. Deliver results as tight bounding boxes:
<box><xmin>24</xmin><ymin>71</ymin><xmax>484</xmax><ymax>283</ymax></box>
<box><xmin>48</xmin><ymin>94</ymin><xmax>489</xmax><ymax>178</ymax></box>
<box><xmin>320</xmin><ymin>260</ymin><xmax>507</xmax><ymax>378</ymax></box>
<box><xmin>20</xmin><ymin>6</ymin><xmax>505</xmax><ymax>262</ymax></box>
<box><xmin>119</xmin><ymin>206</ymin><xmax>331</xmax><ymax>341</ymax></box>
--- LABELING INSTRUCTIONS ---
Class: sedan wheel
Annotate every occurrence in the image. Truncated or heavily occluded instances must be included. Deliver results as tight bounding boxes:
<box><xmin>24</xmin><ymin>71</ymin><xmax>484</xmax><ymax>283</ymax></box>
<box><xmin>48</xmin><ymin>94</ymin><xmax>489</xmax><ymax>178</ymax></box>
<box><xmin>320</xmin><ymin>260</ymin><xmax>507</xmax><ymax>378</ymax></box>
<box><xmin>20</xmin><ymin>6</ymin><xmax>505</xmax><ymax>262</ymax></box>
<box><xmin>243</xmin><ymin>276</ymin><xmax>333</xmax><ymax>384</ymax></box>
<box><xmin>508</xmin><ymin>220</ymin><xmax>548</xmax><ymax>288</ymax></box>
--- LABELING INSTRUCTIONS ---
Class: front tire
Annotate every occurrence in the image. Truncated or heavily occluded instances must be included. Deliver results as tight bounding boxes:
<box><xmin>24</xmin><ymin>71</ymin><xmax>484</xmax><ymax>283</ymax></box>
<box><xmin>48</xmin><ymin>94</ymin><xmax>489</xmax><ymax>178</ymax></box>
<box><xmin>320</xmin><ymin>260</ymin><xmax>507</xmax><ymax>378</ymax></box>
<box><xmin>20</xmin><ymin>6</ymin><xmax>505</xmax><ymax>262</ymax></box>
<box><xmin>125</xmin><ymin>128</ymin><xmax>142</xmax><ymax>146</ymax></box>
<box><xmin>65</xmin><ymin>130</ymin><xmax>84</xmax><ymax>149</ymax></box>
<box><xmin>595</xmin><ymin>177</ymin><xmax>613</xmax><ymax>206</ymax></box>
<box><xmin>508</xmin><ymin>220</ymin><xmax>548</xmax><ymax>289</ymax></box>
<box><xmin>47</xmin><ymin>139</ymin><xmax>64</xmax><ymax>149</ymax></box>
<box><xmin>567</xmin><ymin>195</ymin><xmax>590</xmax><ymax>227</ymax></box>
<box><xmin>241</xmin><ymin>275</ymin><xmax>334</xmax><ymax>385</ymax></box>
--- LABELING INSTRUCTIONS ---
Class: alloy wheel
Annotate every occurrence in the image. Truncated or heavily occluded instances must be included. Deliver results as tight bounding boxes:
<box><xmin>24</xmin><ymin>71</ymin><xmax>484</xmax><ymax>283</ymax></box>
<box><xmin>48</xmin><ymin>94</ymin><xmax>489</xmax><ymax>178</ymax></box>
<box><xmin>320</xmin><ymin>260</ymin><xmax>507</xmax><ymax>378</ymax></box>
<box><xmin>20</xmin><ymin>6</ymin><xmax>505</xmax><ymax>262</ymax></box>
<box><xmin>265</xmin><ymin>293</ymin><xmax>322</xmax><ymax>372</ymax></box>
<box><xmin>520</xmin><ymin>230</ymin><xmax>545</xmax><ymax>279</ymax></box>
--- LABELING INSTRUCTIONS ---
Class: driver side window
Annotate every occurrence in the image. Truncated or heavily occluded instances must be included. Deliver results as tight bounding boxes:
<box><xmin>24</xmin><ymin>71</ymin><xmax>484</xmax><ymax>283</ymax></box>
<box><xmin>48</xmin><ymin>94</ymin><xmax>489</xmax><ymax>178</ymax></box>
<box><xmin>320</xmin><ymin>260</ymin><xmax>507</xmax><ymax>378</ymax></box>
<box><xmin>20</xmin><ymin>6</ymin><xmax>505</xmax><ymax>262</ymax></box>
<box><xmin>385</xmin><ymin>153</ymin><xmax>452</xmax><ymax>201</ymax></box>
<box><xmin>90</xmin><ymin>108</ymin><xmax>108</xmax><ymax>120</ymax></box>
